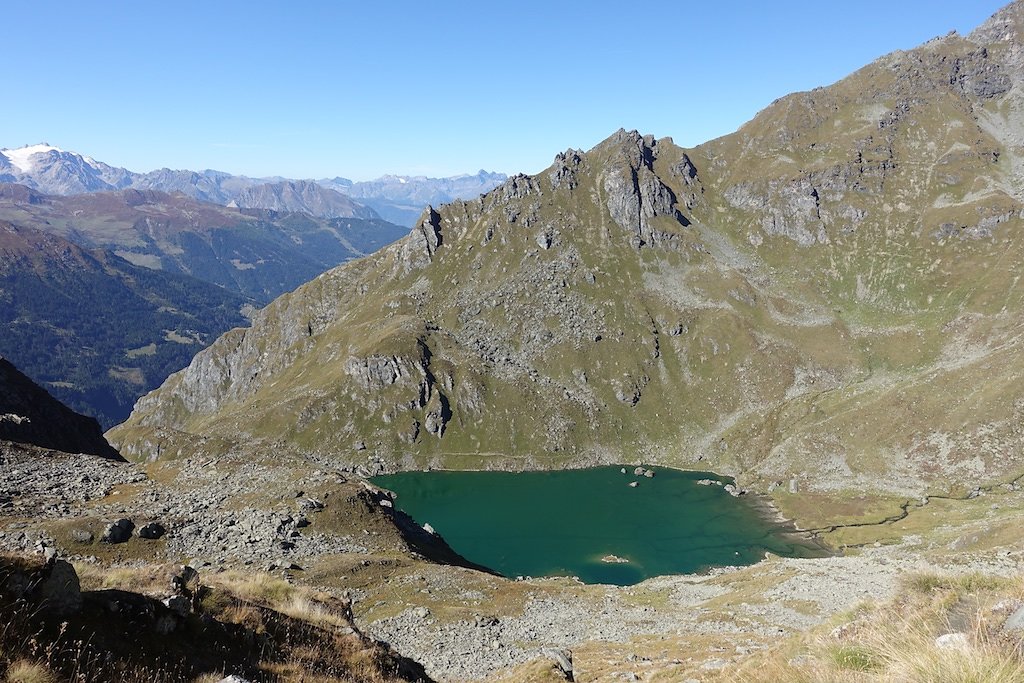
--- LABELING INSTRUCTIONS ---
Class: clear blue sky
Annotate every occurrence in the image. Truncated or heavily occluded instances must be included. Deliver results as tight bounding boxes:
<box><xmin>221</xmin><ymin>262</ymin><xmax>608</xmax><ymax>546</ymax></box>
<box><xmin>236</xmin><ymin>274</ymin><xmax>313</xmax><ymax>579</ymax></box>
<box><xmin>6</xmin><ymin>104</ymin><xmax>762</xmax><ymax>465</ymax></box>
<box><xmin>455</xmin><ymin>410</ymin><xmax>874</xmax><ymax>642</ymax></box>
<box><xmin>2</xmin><ymin>1</ymin><xmax>1007</xmax><ymax>180</ymax></box>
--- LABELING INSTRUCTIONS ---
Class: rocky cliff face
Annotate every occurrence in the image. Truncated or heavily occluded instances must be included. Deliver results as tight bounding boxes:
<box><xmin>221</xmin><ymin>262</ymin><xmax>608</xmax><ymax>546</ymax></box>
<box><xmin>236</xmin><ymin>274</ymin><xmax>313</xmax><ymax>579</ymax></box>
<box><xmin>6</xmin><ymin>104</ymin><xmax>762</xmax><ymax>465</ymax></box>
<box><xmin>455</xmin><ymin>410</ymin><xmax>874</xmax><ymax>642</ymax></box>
<box><xmin>231</xmin><ymin>180</ymin><xmax>379</xmax><ymax>219</ymax></box>
<box><xmin>112</xmin><ymin>2</ymin><xmax>1024</xmax><ymax>499</ymax></box>
<box><xmin>0</xmin><ymin>357</ymin><xmax>122</xmax><ymax>459</ymax></box>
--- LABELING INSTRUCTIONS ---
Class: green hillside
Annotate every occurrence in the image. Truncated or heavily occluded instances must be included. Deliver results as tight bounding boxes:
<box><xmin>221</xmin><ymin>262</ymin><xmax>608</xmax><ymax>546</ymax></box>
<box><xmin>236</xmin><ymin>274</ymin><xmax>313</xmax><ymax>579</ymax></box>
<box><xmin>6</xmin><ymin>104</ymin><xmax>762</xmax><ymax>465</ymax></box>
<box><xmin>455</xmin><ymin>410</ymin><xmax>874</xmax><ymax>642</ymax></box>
<box><xmin>0</xmin><ymin>222</ymin><xmax>250</xmax><ymax>427</ymax></box>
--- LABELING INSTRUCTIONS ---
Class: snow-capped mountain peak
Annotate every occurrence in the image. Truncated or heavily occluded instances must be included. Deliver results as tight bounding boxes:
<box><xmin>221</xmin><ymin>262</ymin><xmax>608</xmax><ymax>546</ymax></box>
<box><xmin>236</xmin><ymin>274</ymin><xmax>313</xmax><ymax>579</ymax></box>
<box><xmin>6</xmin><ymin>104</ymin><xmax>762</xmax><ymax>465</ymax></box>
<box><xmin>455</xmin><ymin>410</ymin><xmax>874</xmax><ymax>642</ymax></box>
<box><xmin>1</xmin><ymin>143</ymin><xmax>66</xmax><ymax>174</ymax></box>
<box><xmin>0</xmin><ymin>143</ymin><xmax>137</xmax><ymax>194</ymax></box>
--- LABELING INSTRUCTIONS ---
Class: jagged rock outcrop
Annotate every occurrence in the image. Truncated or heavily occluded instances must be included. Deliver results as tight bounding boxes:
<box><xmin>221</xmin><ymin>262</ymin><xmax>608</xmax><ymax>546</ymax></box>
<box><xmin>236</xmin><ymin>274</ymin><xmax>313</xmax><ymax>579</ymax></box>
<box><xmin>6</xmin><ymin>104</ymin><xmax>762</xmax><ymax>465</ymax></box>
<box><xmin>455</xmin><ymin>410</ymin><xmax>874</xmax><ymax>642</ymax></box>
<box><xmin>400</xmin><ymin>207</ymin><xmax>444</xmax><ymax>272</ymax></box>
<box><xmin>601</xmin><ymin>130</ymin><xmax>689</xmax><ymax>249</ymax></box>
<box><xmin>0</xmin><ymin>358</ymin><xmax>123</xmax><ymax>460</ymax></box>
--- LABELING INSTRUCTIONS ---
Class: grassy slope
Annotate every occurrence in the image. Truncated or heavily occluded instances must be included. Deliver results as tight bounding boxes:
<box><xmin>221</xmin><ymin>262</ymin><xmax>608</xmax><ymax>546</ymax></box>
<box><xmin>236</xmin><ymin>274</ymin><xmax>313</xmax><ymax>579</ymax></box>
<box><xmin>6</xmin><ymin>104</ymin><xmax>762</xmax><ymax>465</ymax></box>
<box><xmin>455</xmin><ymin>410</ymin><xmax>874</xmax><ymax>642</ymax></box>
<box><xmin>0</xmin><ymin>553</ymin><xmax>429</xmax><ymax>683</ymax></box>
<box><xmin>0</xmin><ymin>224</ymin><xmax>251</xmax><ymax>428</ymax></box>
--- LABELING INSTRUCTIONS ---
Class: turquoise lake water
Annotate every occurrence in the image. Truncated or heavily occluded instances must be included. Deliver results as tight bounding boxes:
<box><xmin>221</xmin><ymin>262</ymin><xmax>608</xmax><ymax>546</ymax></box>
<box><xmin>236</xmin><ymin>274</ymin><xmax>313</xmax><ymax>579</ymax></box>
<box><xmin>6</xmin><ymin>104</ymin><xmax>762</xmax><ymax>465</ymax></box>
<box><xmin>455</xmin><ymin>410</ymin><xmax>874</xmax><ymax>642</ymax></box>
<box><xmin>372</xmin><ymin>466</ymin><xmax>825</xmax><ymax>585</ymax></box>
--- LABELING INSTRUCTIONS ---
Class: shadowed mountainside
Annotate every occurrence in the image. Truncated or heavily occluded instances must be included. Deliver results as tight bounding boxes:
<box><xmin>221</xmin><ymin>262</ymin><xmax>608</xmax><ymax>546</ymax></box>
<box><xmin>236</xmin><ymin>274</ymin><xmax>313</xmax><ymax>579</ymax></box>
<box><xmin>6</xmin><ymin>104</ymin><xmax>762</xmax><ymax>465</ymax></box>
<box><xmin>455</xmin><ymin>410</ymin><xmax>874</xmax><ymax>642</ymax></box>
<box><xmin>0</xmin><ymin>356</ymin><xmax>122</xmax><ymax>459</ymax></box>
<box><xmin>0</xmin><ymin>221</ymin><xmax>251</xmax><ymax>427</ymax></box>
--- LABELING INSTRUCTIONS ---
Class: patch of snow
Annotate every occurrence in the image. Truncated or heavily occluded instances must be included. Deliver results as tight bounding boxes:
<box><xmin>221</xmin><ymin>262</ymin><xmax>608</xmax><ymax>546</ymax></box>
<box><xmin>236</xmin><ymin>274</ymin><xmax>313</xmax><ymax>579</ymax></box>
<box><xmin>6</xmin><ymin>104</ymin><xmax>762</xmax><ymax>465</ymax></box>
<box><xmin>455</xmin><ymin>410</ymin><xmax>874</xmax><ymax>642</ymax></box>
<box><xmin>0</xmin><ymin>143</ymin><xmax>104</xmax><ymax>175</ymax></box>
<box><xmin>0</xmin><ymin>143</ymin><xmax>64</xmax><ymax>173</ymax></box>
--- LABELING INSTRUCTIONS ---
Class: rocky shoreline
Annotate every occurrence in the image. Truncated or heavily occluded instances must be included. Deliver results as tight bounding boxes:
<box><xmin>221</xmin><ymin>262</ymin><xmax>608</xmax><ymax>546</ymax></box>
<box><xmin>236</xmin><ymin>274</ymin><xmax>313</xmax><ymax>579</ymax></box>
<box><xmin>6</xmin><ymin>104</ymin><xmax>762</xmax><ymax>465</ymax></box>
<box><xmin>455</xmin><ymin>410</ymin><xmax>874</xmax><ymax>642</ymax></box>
<box><xmin>3</xmin><ymin>442</ymin><xmax>1023</xmax><ymax>681</ymax></box>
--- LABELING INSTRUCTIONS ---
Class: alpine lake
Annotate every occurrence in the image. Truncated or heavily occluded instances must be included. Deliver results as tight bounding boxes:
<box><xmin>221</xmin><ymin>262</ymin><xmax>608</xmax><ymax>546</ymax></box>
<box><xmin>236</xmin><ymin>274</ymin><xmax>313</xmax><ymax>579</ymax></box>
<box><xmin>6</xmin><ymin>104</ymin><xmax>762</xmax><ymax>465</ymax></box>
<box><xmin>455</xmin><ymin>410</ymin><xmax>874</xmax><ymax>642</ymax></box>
<box><xmin>371</xmin><ymin>466</ymin><xmax>827</xmax><ymax>586</ymax></box>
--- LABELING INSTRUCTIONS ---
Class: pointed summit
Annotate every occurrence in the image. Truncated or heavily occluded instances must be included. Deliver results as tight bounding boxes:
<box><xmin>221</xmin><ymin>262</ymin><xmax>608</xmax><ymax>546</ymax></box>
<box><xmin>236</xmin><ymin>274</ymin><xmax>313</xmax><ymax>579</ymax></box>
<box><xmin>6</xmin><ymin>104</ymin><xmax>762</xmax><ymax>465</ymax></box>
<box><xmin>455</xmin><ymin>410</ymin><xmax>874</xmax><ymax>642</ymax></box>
<box><xmin>970</xmin><ymin>0</ymin><xmax>1024</xmax><ymax>43</ymax></box>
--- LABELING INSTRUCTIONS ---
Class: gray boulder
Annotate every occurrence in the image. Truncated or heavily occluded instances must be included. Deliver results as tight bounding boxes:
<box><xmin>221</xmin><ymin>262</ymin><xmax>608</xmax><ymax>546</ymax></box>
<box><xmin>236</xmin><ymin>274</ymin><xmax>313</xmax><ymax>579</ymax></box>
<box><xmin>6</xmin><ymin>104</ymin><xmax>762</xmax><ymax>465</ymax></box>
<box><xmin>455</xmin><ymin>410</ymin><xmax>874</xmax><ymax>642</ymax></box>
<box><xmin>70</xmin><ymin>528</ymin><xmax>94</xmax><ymax>544</ymax></box>
<box><xmin>1004</xmin><ymin>605</ymin><xmax>1024</xmax><ymax>631</ymax></box>
<box><xmin>935</xmin><ymin>632</ymin><xmax>970</xmax><ymax>651</ymax></box>
<box><xmin>38</xmin><ymin>559</ymin><xmax>82</xmax><ymax>616</ymax></box>
<box><xmin>543</xmin><ymin>648</ymin><xmax>574</xmax><ymax>681</ymax></box>
<box><xmin>101</xmin><ymin>518</ymin><xmax>134</xmax><ymax>543</ymax></box>
<box><xmin>137</xmin><ymin>522</ymin><xmax>166</xmax><ymax>539</ymax></box>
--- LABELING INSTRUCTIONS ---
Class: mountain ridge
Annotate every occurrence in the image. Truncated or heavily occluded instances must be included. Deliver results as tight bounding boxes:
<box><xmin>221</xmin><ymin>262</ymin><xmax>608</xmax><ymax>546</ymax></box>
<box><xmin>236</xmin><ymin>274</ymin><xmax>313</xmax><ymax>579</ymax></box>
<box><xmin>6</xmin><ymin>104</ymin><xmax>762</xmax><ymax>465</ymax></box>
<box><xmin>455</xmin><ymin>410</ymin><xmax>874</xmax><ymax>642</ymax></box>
<box><xmin>231</xmin><ymin>179</ymin><xmax>380</xmax><ymax>219</ymax></box>
<box><xmin>0</xmin><ymin>144</ymin><xmax>507</xmax><ymax>225</ymax></box>
<box><xmin>318</xmin><ymin>170</ymin><xmax>510</xmax><ymax>225</ymax></box>
<box><xmin>111</xmin><ymin>3</ymin><xmax>1024</xmax><ymax>520</ymax></box>
<box><xmin>0</xmin><ymin>182</ymin><xmax>407</xmax><ymax>303</ymax></box>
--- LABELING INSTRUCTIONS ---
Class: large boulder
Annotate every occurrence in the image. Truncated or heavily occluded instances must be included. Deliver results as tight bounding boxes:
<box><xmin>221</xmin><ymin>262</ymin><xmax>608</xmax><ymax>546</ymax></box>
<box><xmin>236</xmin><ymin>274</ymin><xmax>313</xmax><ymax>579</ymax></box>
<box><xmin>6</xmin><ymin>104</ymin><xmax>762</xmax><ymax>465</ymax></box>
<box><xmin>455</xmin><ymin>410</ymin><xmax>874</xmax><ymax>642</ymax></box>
<box><xmin>101</xmin><ymin>518</ymin><xmax>135</xmax><ymax>543</ymax></box>
<box><xmin>37</xmin><ymin>559</ymin><xmax>83</xmax><ymax>616</ymax></box>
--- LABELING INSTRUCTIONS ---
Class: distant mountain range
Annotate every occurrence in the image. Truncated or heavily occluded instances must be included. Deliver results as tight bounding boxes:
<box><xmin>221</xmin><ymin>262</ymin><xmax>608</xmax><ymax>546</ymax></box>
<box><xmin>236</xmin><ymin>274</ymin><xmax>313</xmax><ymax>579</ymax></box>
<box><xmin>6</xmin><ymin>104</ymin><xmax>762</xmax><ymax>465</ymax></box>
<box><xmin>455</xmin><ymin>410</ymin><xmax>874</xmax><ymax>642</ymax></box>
<box><xmin>0</xmin><ymin>144</ymin><xmax>504</xmax><ymax>427</ymax></box>
<box><xmin>0</xmin><ymin>180</ymin><xmax>408</xmax><ymax>427</ymax></box>
<box><xmin>231</xmin><ymin>180</ymin><xmax>379</xmax><ymax>219</ymax></box>
<box><xmin>0</xmin><ymin>143</ymin><xmax>507</xmax><ymax>226</ymax></box>
<box><xmin>0</xmin><ymin>183</ymin><xmax>406</xmax><ymax>303</ymax></box>
<box><xmin>319</xmin><ymin>170</ymin><xmax>510</xmax><ymax>225</ymax></box>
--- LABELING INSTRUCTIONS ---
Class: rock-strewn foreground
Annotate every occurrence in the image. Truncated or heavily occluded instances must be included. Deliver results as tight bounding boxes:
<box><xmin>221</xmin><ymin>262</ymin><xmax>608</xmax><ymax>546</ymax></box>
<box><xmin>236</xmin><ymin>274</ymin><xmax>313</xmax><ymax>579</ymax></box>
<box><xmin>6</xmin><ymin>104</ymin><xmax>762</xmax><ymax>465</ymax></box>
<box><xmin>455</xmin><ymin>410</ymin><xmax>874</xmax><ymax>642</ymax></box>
<box><xmin>3</xmin><ymin>439</ymin><xmax>1024</xmax><ymax>681</ymax></box>
<box><xmin>114</xmin><ymin>2</ymin><xmax>1024</xmax><ymax>528</ymax></box>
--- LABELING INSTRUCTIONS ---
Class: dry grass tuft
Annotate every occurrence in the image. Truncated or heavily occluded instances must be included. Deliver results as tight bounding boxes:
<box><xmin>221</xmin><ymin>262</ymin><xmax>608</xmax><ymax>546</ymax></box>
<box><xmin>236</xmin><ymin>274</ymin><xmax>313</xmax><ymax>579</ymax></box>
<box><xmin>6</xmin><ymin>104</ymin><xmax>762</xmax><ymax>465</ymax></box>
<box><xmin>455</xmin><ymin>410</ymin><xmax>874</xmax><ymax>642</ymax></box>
<box><xmin>208</xmin><ymin>570</ymin><xmax>298</xmax><ymax>605</ymax></box>
<box><xmin>4</xmin><ymin>661</ymin><xmax>56</xmax><ymax>683</ymax></box>
<box><xmin>900</xmin><ymin>571</ymin><xmax>1012</xmax><ymax>596</ymax></box>
<box><xmin>278</xmin><ymin>594</ymin><xmax>350</xmax><ymax>629</ymax></box>
<box><xmin>726</xmin><ymin>570</ymin><xmax>1024</xmax><ymax>683</ymax></box>
<box><xmin>188</xmin><ymin>675</ymin><xmax>225</xmax><ymax>683</ymax></box>
<box><xmin>1</xmin><ymin>553</ymin><xmax>427</xmax><ymax>682</ymax></box>
<box><xmin>73</xmin><ymin>561</ymin><xmax>177</xmax><ymax>595</ymax></box>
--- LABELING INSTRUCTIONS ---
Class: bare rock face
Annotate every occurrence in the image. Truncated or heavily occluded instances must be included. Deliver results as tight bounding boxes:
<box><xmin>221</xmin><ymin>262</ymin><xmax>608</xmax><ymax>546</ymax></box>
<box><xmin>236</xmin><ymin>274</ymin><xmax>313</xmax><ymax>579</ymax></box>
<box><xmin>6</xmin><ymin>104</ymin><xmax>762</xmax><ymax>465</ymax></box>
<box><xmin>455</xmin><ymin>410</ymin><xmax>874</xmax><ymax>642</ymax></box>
<box><xmin>549</xmin><ymin>149</ymin><xmax>583</xmax><ymax>190</ymax></box>
<box><xmin>602</xmin><ymin>130</ymin><xmax>689</xmax><ymax>248</ymax></box>
<box><xmin>345</xmin><ymin>355</ymin><xmax>416</xmax><ymax>391</ymax></box>
<box><xmin>0</xmin><ymin>357</ymin><xmax>122</xmax><ymax>460</ymax></box>
<box><xmin>400</xmin><ymin>206</ymin><xmax>445</xmax><ymax>272</ymax></box>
